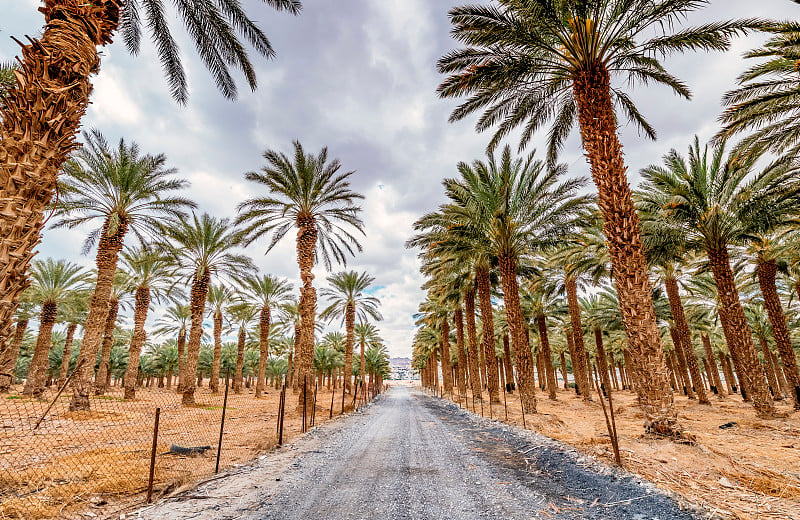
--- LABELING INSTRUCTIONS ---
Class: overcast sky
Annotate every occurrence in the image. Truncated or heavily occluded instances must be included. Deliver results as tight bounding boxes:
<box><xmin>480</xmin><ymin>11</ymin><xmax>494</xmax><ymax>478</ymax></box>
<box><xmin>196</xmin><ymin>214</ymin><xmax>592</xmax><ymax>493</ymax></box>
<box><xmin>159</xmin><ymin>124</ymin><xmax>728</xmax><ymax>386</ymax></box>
<box><xmin>2</xmin><ymin>0</ymin><xmax>798</xmax><ymax>358</ymax></box>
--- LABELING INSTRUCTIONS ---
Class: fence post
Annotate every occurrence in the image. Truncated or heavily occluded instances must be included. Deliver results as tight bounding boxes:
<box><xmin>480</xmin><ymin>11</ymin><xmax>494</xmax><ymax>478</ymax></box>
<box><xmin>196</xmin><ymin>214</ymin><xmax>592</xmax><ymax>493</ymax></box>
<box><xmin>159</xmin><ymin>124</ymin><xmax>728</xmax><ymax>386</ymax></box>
<box><xmin>146</xmin><ymin>407</ymin><xmax>161</xmax><ymax>503</ymax></box>
<box><xmin>215</xmin><ymin>369</ymin><xmax>230</xmax><ymax>474</ymax></box>
<box><xmin>302</xmin><ymin>375</ymin><xmax>307</xmax><ymax>433</ymax></box>
<box><xmin>311</xmin><ymin>383</ymin><xmax>318</xmax><ymax>427</ymax></box>
<box><xmin>502</xmin><ymin>382</ymin><xmax>508</xmax><ymax>421</ymax></box>
<box><xmin>278</xmin><ymin>380</ymin><xmax>286</xmax><ymax>446</ymax></box>
<box><xmin>330</xmin><ymin>384</ymin><xmax>335</xmax><ymax>419</ymax></box>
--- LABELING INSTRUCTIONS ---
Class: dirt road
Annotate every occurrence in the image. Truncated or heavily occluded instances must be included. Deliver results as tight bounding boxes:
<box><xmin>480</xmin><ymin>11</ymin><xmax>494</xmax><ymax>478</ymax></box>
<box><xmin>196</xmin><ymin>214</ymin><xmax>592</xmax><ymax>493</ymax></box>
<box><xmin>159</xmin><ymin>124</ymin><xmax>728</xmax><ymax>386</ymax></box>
<box><xmin>135</xmin><ymin>386</ymin><xmax>698</xmax><ymax>519</ymax></box>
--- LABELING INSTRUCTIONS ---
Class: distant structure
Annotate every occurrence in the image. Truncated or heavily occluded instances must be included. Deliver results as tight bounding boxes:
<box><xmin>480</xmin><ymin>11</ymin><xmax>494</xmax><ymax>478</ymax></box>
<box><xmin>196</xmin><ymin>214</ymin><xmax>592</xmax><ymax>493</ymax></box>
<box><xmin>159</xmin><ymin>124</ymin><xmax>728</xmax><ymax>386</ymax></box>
<box><xmin>389</xmin><ymin>357</ymin><xmax>418</xmax><ymax>380</ymax></box>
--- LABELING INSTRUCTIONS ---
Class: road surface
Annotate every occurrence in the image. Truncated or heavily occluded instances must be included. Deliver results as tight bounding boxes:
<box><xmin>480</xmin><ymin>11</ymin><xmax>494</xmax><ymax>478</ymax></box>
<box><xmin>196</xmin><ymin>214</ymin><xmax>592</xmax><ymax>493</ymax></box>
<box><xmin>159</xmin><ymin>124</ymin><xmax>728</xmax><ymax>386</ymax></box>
<box><xmin>136</xmin><ymin>386</ymin><xmax>699</xmax><ymax>520</ymax></box>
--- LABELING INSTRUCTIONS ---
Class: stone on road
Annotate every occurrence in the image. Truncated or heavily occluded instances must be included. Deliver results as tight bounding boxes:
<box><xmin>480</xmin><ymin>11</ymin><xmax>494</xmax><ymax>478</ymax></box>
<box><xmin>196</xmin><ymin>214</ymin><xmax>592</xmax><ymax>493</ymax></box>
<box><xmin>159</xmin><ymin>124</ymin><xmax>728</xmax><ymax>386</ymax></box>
<box><xmin>137</xmin><ymin>386</ymin><xmax>697</xmax><ymax>520</ymax></box>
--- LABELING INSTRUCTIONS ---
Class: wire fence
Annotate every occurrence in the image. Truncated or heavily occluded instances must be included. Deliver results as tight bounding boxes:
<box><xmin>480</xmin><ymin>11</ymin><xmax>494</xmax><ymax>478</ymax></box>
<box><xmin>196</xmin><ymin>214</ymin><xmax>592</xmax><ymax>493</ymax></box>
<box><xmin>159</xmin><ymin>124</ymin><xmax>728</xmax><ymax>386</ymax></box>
<box><xmin>0</xmin><ymin>374</ymin><xmax>378</xmax><ymax>519</ymax></box>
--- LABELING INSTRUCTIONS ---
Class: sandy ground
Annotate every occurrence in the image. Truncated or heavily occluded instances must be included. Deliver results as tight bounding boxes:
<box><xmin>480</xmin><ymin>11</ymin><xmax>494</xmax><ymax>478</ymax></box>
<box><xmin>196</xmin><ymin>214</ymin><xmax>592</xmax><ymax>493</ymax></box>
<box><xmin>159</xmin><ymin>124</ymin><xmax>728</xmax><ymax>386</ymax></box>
<box><xmin>0</xmin><ymin>381</ymin><xmax>362</xmax><ymax>520</ymax></box>
<box><xmin>133</xmin><ymin>386</ymin><xmax>695</xmax><ymax>520</ymax></box>
<box><xmin>444</xmin><ymin>383</ymin><xmax>800</xmax><ymax>520</ymax></box>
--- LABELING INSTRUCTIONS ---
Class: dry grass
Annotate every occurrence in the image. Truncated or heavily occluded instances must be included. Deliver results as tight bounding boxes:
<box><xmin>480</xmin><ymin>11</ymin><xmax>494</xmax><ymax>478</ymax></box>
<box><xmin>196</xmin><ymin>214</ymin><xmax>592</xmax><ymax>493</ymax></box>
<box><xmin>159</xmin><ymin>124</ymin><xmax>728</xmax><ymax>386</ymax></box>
<box><xmin>445</xmin><ymin>385</ymin><xmax>800</xmax><ymax>520</ymax></box>
<box><xmin>0</xmin><ymin>383</ymin><xmax>357</xmax><ymax>519</ymax></box>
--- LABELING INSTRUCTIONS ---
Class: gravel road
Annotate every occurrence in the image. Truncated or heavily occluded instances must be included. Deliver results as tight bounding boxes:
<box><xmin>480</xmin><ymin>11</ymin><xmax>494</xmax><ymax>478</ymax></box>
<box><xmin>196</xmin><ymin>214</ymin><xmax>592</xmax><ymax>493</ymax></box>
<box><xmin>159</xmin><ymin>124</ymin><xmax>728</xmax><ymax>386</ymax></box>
<box><xmin>135</xmin><ymin>385</ymin><xmax>699</xmax><ymax>520</ymax></box>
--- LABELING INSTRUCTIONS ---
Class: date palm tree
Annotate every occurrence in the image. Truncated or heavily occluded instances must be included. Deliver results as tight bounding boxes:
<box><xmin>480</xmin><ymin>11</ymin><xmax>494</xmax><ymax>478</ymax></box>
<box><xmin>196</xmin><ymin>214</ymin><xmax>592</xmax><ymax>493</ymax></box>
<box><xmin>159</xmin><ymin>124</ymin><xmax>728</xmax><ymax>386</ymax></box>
<box><xmin>0</xmin><ymin>2</ymin><xmax>301</xmax><ymax>351</ymax></box>
<box><xmin>22</xmin><ymin>259</ymin><xmax>90</xmax><ymax>397</ymax></box>
<box><xmin>639</xmin><ymin>136</ymin><xmax>800</xmax><ymax>417</ymax></box>
<box><xmin>153</xmin><ymin>302</ymin><xmax>192</xmax><ymax>390</ymax></box>
<box><xmin>53</xmin><ymin>131</ymin><xmax>193</xmax><ymax>410</ymax></box>
<box><xmin>206</xmin><ymin>284</ymin><xmax>235</xmax><ymax>393</ymax></box>
<box><xmin>238</xmin><ymin>274</ymin><xmax>293</xmax><ymax>397</ymax></box>
<box><xmin>94</xmin><ymin>270</ymin><xmax>131</xmax><ymax>395</ymax></box>
<box><xmin>119</xmin><ymin>246</ymin><xmax>174</xmax><ymax>399</ymax></box>
<box><xmin>437</xmin><ymin>0</ymin><xmax>761</xmax><ymax>437</ymax></box>
<box><xmin>320</xmin><ymin>271</ymin><xmax>382</xmax><ymax>394</ymax></box>
<box><xmin>161</xmin><ymin>213</ymin><xmax>254</xmax><ymax>404</ymax></box>
<box><xmin>226</xmin><ymin>302</ymin><xmax>259</xmax><ymax>394</ymax></box>
<box><xmin>56</xmin><ymin>291</ymin><xmax>89</xmax><ymax>386</ymax></box>
<box><xmin>354</xmin><ymin>321</ymin><xmax>382</xmax><ymax>390</ymax></box>
<box><xmin>719</xmin><ymin>21</ymin><xmax>800</xmax><ymax>156</ymax></box>
<box><xmin>237</xmin><ymin>141</ymin><xmax>365</xmax><ymax>412</ymax></box>
<box><xmin>0</xmin><ymin>61</ymin><xmax>16</xmax><ymax>100</ymax></box>
<box><xmin>0</xmin><ymin>298</ymin><xmax>36</xmax><ymax>392</ymax></box>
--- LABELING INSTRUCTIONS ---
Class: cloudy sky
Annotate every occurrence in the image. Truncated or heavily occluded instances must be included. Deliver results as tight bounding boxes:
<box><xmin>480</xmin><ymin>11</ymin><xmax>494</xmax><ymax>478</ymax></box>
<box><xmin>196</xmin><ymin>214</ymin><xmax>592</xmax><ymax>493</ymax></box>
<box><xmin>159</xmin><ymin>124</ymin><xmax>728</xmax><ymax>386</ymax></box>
<box><xmin>2</xmin><ymin>0</ymin><xmax>798</xmax><ymax>358</ymax></box>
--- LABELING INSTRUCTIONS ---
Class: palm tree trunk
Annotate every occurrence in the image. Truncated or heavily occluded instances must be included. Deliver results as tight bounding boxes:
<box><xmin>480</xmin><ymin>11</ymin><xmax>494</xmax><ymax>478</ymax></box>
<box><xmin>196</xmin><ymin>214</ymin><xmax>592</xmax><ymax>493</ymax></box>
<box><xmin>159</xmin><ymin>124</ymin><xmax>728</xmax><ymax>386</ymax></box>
<box><xmin>0</xmin><ymin>1</ymin><xmax>120</xmax><ymax>362</ymax></box>
<box><xmin>255</xmin><ymin>305</ymin><xmax>271</xmax><ymax>398</ymax></box>
<box><xmin>701</xmin><ymin>333</ymin><xmax>725</xmax><ymax>397</ymax></box>
<box><xmin>476</xmin><ymin>266</ymin><xmax>500</xmax><ymax>403</ymax></box>
<box><xmin>234</xmin><ymin>326</ymin><xmax>246</xmax><ymax>394</ymax></box>
<box><xmin>565</xmin><ymin>278</ymin><xmax>591</xmax><ymax>401</ymax></box>
<box><xmin>0</xmin><ymin>318</ymin><xmax>28</xmax><ymax>391</ymax></box>
<box><xmin>665</xmin><ymin>277</ymin><xmax>709</xmax><ymax>404</ymax></box>
<box><xmin>498</xmin><ymin>256</ymin><xmax>536</xmax><ymax>411</ymax></box>
<box><xmin>69</xmin><ymin>217</ymin><xmax>127</xmax><ymax>410</ymax></box>
<box><xmin>593</xmin><ymin>327</ymin><xmax>613</xmax><ymax>399</ymax></box>
<box><xmin>344</xmin><ymin>302</ymin><xmax>355</xmax><ymax>394</ymax></box>
<box><xmin>58</xmin><ymin>322</ymin><xmax>77</xmax><ymax>386</ymax></box>
<box><xmin>123</xmin><ymin>287</ymin><xmax>149</xmax><ymax>399</ymax></box>
<box><xmin>707</xmin><ymin>247</ymin><xmax>775</xmax><ymax>417</ymax></box>
<box><xmin>23</xmin><ymin>302</ymin><xmax>57</xmax><ymax>397</ymax></box>
<box><xmin>536</xmin><ymin>314</ymin><xmax>557</xmax><ymax>400</ymax></box>
<box><xmin>669</xmin><ymin>326</ymin><xmax>694</xmax><ymax>398</ymax></box>
<box><xmin>573</xmin><ymin>63</ymin><xmax>678</xmax><ymax>435</ymax></box>
<box><xmin>94</xmin><ymin>296</ymin><xmax>118</xmax><ymax>395</ymax></box>
<box><xmin>440</xmin><ymin>317</ymin><xmax>454</xmax><ymax>394</ymax></box>
<box><xmin>502</xmin><ymin>334</ymin><xmax>515</xmax><ymax>392</ymax></box>
<box><xmin>210</xmin><ymin>309</ymin><xmax>222</xmax><ymax>393</ymax></box>
<box><xmin>464</xmin><ymin>287</ymin><xmax>482</xmax><ymax>399</ymax></box>
<box><xmin>559</xmin><ymin>351</ymin><xmax>568</xmax><ymax>389</ymax></box>
<box><xmin>757</xmin><ymin>335</ymin><xmax>782</xmax><ymax>400</ymax></box>
<box><xmin>295</xmin><ymin>213</ymin><xmax>317</xmax><ymax>414</ymax></box>
<box><xmin>454</xmin><ymin>307</ymin><xmax>467</xmax><ymax>396</ymax></box>
<box><xmin>757</xmin><ymin>259</ymin><xmax>800</xmax><ymax>409</ymax></box>
<box><xmin>359</xmin><ymin>338</ymin><xmax>366</xmax><ymax>389</ymax></box>
<box><xmin>183</xmin><ymin>269</ymin><xmax>210</xmax><ymax>405</ymax></box>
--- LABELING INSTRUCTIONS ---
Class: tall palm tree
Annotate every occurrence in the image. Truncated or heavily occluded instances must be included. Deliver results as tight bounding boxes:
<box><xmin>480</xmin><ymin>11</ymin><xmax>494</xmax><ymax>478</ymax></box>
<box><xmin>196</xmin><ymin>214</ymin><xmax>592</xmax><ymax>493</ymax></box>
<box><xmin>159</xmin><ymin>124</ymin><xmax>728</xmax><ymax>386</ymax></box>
<box><xmin>0</xmin><ymin>2</ymin><xmax>302</xmax><ymax>353</ymax></box>
<box><xmin>415</xmin><ymin>296</ymin><xmax>455</xmax><ymax>395</ymax></box>
<box><xmin>320</xmin><ymin>271</ymin><xmax>382</xmax><ymax>394</ymax></box>
<box><xmin>206</xmin><ymin>284</ymin><xmax>235</xmax><ymax>392</ymax></box>
<box><xmin>153</xmin><ymin>302</ymin><xmax>192</xmax><ymax>390</ymax></box>
<box><xmin>437</xmin><ymin>0</ymin><xmax>760</xmax><ymax>437</ymax></box>
<box><xmin>94</xmin><ymin>270</ymin><xmax>131</xmax><ymax>395</ymax></box>
<box><xmin>354</xmin><ymin>321</ymin><xmax>381</xmax><ymax>389</ymax></box>
<box><xmin>53</xmin><ymin>131</ymin><xmax>193</xmax><ymax>410</ymax></box>
<box><xmin>162</xmin><ymin>213</ymin><xmax>253</xmax><ymax>405</ymax></box>
<box><xmin>119</xmin><ymin>246</ymin><xmax>174</xmax><ymax>399</ymax></box>
<box><xmin>22</xmin><ymin>259</ymin><xmax>90</xmax><ymax>397</ymax></box>
<box><xmin>639</xmin><ymin>137</ymin><xmax>800</xmax><ymax>417</ymax></box>
<box><xmin>238</xmin><ymin>274</ymin><xmax>293</xmax><ymax>397</ymax></box>
<box><xmin>56</xmin><ymin>291</ymin><xmax>89</xmax><ymax>386</ymax></box>
<box><xmin>237</xmin><ymin>141</ymin><xmax>365</xmax><ymax>411</ymax></box>
<box><xmin>0</xmin><ymin>298</ymin><xmax>36</xmax><ymax>392</ymax></box>
<box><xmin>226</xmin><ymin>302</ymin><xmax>259</xmax><ymax>394</ymax></box>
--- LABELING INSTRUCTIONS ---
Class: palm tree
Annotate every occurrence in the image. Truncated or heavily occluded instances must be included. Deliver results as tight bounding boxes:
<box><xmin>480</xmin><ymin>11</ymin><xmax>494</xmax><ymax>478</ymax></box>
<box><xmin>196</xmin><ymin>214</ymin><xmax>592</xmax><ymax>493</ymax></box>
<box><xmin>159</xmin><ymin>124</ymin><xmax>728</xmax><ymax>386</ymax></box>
<box><xmin>416</xmin><ymin>296</ymin><xmax>455</xmax><ymax>395</ymax></box>
<box><xmin>0</xmin><ymin>61</ymin><xmax>16</xmax><ymax>100</ymax></box>
<box><xmin>320</xmin><ymin>271</ymin><xmax>382</xmax><ymax>394</ymax></box>
<box><xmin>53</xmin><ymin>131</ymin><xmax>193</xmax><ymax>410</ymax></box>
<box><xmin>22</xmin><ymin>259</ymin><xmax>90</xmax><ymax>397</ymax></box>
<box><xmin>119</xmin><ymin>246</ymin><xmax>174</xmax><ymax>399</ymax></box>
<box><xmin>206</xmin><ymin>284</ymin><xmax>235</xmax><ymax>393</ymax></box>
<box><xmin>94</xmin><ymin>270</ymin><xmax>130</xmax><ymax>395</ymax></box>
<box><xmin>719</xmin><ymin>21</ymin><xmax>800</xmax><ymax>156</ymax></box>
<box><xmin>0</xmin><ymin>2</ymin><xmax>302</xmax><ymax>353</ymax></box>
<box><xmin>437</xmin><ymin>0</ymin><xmax>760</xmax><ymax>437</ymax></box>
<box><xmin>153</xmin><ymin>302</ymin><xmax>192</xmax><ymax>390</ymax></box>
<box><xmin>639</xmin><ymin>137</ymin><xmax>800</xmax><ymax>417</ymax></box>
<box><xmin>354</xmin><ymin>321</ymin><xmax>381</xmax><ymax>390</ymax></box>
<box><xmin>238</xmin><ymin>274</ymin><xmax>293</xmax><ymax>397</ymax></box>
<box><xmin>237</xmin><ymin>141</ymin><xmax>365</xmax><ymax>412</ymax></box>
<box><xmin>162</xmin><ymin>213</ymin><xmax>253</xmax><ymax>405</ymax></box>
<box><xmin>226</xmin><ymin>303</ymin><xmax>259</xmax><ymax>394</ymax></box>
<box><xmin>0</xmin><ymin>299</ymin><xmax>36</xmax><ymax>392</ymax></box>
<box><xmin>56</xmin><ymin>292</ymin><xmax>89</xmax><ymax>386</ymax></box>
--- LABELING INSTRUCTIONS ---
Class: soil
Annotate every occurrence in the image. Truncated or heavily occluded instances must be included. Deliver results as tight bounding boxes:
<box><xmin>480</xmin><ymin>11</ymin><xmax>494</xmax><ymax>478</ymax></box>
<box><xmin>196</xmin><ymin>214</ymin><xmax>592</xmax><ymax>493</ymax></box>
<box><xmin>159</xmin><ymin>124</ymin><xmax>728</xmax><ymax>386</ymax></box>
<box><xmin>133</xmin><ymin>385</ymin><xmax>696</xmax><ymax>520</ymax></box>
<box><xmin>448</xmin><ymin>383</ymin><xmax>800</xmax><ymax>520</ymax></box>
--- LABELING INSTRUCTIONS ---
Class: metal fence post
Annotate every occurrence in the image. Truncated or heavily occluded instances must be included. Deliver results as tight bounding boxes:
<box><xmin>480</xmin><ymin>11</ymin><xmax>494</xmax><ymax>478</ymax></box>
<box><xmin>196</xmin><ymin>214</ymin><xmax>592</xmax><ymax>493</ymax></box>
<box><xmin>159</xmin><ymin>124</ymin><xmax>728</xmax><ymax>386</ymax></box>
<box><xmin>146</xmin><ymin>407</ymin><xmax>161</xmax><ymax>503</ymax></box>
<box><xmin>215</xmin><ymin>369</ymin><xmax>230</xmax><ymax>474</ymax></box>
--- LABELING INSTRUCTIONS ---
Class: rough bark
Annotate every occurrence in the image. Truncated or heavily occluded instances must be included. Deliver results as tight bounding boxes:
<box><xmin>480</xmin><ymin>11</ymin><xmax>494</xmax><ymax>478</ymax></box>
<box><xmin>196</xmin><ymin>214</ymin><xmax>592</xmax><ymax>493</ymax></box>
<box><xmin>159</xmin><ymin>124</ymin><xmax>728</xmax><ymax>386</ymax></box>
<box><xmin>757</xmin><ymin>335</ymin><xmax>781</xmax><ymax>400</ymax></box>
<box><xmin>565</xmin><ymin>278</ymin><xmax>591</xmax><ymax>401</ymax></box>
<box><xmin>565</xmin><ymin>327</ymin><xmax>577</xmax><ymax>392</ymax></box>
<box><xmin>464</xmin><ymin>287</ymin><xmax>482</xmax><ymax>399</ymax></box>
<box><xmin>0</xmin><ymin>1</ymin><xmax>120</xmax><ymax>365</ymax></box>
<box><xmin>23</xmin><ymin>301</ymin><xmax>57</xmax><ymax>397</ymax></box>
<box><xmin>124</xmin><ymin>287</ymin><xmax>149</xmax><ymax>399</ymax></box>
<box><xmin>210</xmin><ymin>309</ymin><xmax>222</xmax><ymax>392</ymax></box>
<box><xmin>719</xmin><ymin>351</ymin><xmax>735</xmax><ymax>394</ymax></box>
<box><xmin>476</xmin><ymin>266</ymin><xmax>500</xmax><ymax>402</ymax></box>
<box><xmin>593</xmin><ymin>327</ymin><xmax>612</xmax><ymax>399</ymax></box>
<box><xmin>58</xmin><ymin>322</ymin><xmax>77</xmax><ymax>386</ymax></box>
<box><xmin>757</xmin><ymin>259</ymin><xmax>800</xmax><ymax>409</ymax></box>
<box><xmin>233</xmin><ymin>326</ymin><xmax>246</xmax><ymax>394</ymax></box>
<box><xmin>69</xmin><ymin>215</ymin><xmax>127</xmax><ymax>410</ymax></box>
<box><xmin>454</xmin><ymin>307</ymin><xmax>467</xmax><ymax>395</ymax></box>
<box><xmin>669</xmin><ymin>327</ymin><xmax>694</xmax><ymax>398</ymax></box>
<box><xmin>701</xmin><ymin>333</ymin><xmax>725</xmax><ymax>397</ymax></box>
<box><xmin>665</xmin><ymin>278</ymin><xmax>708</xmax><ymax>404</ymax></box>
<box><xmin>707</xmin><ymin>247</ymin><xmax>775</xmax><ymax>417</ymax></box>
<box><xmin>0</xmin><ymin>318</ymin><xmax>28</xmax><ymax>391</ymax></box>
<box><xmin>255</xmin><ymin>305</ymin><xmax>271</xmax><ymax>398</ymax></box>
<box><xmin>498</xmin><ymin>256</ymin><xmax>536</xmax><ymax>411</ymax></box>
<box><xmin>295</xmin><ymin>213</ymin><xmax>317</xmax><ymax>414</ymax></box>
<box><xmin>93</xmin><ymin>297</ymin><xmax>118</xmax><ymax>395</ymax></box>
<box><xmin>559</xmin><ymin>351</ymin><xmax>568</xmax><ymax>389</ymax></box>
<box><xmin>182</xmin><ymin>268</ymin><xmax>210</xmax><ymax>405</ymax></box>
<box><xmin>343</xmin><ymin>302</ymin><xmax>355</xmax><ymax>394</ymax></box>
<box><xmin>573</xmin><ymin>63</ymin><xmax>678</xmax><ymax>435</ymax></box>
